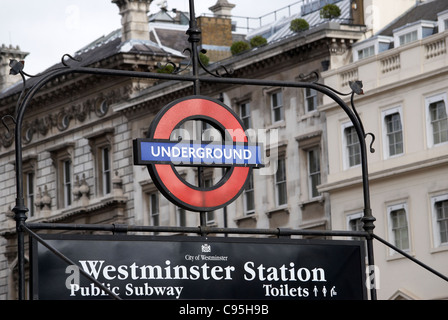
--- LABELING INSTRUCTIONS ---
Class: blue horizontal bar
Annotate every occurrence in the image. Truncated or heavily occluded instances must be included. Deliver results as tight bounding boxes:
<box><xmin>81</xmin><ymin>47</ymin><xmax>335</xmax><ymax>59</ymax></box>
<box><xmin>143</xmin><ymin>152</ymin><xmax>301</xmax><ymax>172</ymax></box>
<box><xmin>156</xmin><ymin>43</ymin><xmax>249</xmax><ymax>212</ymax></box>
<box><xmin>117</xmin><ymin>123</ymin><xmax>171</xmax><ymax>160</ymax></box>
<box><xmin>135</xmin><ymin>140</ymin><xmax>263</xmax><ymax>167</ymax></box>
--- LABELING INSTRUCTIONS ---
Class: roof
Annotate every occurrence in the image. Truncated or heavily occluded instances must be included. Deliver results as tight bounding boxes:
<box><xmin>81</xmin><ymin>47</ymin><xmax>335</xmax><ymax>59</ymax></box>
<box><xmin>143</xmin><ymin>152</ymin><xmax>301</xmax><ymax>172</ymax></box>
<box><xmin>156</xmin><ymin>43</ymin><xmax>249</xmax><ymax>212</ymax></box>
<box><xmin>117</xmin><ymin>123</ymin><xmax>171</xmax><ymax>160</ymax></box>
<box><xmin>246</xmin><ymin>0</ymin><xmax>351</xmax><ymax>43</ymax></box>
<box><xmin>149</xmin><ymin>23</ymin><xmax>190</xmax><ymax>54</ymax></box>
<box><xmin>378</xmin><ymin>0</ymin><xmax>448</xmax><ymax>37</ymax></box>
<box><xmin>0</xmin><ymin>28</ymin><xmax>185</xmax><ymax>99</ymax></box>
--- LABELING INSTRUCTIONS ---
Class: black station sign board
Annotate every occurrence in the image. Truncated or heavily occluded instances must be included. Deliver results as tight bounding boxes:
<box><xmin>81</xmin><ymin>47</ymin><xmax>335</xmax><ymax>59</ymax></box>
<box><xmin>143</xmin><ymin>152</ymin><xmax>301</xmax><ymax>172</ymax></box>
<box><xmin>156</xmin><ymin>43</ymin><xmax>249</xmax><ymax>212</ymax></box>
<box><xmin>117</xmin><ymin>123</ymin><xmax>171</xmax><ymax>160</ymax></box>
<box><xmin>133</xmin><ymin>96</ymin><xmax>263</xmax><ymax>212</ymax></box>
<box><xmin>31</xmin><ymin>235</ymin><xmax>367</xmax><ymax>300</ymax></box>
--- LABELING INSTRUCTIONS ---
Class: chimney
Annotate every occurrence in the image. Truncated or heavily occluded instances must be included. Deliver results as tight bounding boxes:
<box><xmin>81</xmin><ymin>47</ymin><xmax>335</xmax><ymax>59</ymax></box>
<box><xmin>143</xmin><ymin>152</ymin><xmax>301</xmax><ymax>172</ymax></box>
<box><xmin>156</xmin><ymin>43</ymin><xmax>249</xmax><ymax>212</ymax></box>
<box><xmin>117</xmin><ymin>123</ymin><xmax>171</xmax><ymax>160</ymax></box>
<box><xmin>112</xmin><ymin>0</ymin><xmax>153</xmax><ymax>42</ymax></box>
<box><xmin>0</xmin><ymin>44</ymin><xmax>29</xmax><ymax>92</ymax></box>
<box><xmin>209</xmin><ymin>0</ymin><xmax>235</xmax><ymax>18</ymax></box>
<box><xmin>197</xmin><ymin>0</ymin><xmax>235</xmax><ymax>63</ymax></box>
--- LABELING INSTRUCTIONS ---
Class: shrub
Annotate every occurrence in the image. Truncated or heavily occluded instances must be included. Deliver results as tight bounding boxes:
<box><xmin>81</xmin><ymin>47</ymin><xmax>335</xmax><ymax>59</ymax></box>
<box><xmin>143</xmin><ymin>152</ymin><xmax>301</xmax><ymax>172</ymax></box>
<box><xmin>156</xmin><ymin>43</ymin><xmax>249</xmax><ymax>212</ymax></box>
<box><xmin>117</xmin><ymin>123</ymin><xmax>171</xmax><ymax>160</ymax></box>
<box><xmin>320</xmin><ymin>4</ymin><xmax>341</xmax><ymax>20</ymax></box>
<box><xmin>199</xmin><ymin>52</ymin><xmax>209</xmax><ymax>66</ymax></box>
<box><xmin>250</xmin><ymin>35</ymin><xmax>267</xmax><ymax>48</ymax></box>
<box><xmin>230</xmin><ymin>41</ymin><xmax>250</xmax><ymax>55</ymax></box>
<box><xmin>290</xmin><ymin>18</ymin><xmax>309</xmax><ymax>33</ymax></box>
<box><xmin>156</xmin><ymin>63</ymin><xmax>175</xmax><ymax>74</ymax></box>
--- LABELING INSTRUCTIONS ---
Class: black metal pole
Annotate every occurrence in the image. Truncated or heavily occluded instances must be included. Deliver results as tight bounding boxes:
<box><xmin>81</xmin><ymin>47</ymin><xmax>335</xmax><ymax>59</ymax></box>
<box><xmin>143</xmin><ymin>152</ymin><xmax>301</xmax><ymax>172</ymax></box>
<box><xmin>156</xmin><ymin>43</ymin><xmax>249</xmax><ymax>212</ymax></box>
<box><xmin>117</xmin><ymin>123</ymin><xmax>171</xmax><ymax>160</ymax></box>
<box><xmin>187</xmin><ymin>0</ymin><xmax>201</xmax><ymax>96</ymax></box>
<box><xmin>187</xmin><ymin>0</ymin><xmax>208</xmax><ymax>228</ymax></box>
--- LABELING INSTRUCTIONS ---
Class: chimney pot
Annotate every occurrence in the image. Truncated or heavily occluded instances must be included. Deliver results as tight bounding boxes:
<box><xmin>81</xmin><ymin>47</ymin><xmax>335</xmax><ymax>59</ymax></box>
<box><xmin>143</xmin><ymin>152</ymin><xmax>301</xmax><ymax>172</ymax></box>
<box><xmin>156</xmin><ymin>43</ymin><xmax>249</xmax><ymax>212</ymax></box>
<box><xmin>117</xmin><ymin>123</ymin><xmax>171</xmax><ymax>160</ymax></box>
<box><xmin>112</xmin><ymin>0</ymin><xmax>153</xmax><ymax>42</ymax></box>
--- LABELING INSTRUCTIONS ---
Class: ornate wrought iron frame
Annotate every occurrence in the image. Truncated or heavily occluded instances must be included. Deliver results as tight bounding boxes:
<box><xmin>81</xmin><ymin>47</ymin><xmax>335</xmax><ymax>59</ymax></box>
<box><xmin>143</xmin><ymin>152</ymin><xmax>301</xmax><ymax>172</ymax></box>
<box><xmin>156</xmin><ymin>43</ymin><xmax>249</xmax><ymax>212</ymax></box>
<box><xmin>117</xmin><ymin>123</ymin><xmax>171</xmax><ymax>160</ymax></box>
<box><xmin>5</xmin><ymin>0</ymin><xmax>448</xmax><ymax>300</ymax></box>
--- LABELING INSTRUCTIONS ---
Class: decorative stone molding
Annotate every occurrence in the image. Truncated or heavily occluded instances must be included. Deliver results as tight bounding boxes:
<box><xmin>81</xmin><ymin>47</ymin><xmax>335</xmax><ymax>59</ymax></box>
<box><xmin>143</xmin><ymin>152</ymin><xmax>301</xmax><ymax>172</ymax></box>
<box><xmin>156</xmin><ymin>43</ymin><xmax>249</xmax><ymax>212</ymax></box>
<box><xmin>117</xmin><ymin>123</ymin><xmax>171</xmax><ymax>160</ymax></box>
<box><xmin>381</xmin><ymin>54</ymin><xmax>400</xmax><ymax>73</ymax></box>
<box><xmin>35</xmin><ymin>185</ymin><xmax>51</xmax><ymax>217</ymax></box>
<box><xmin>73</xmin><ymin>173</ymin><xmax>90</xmax><ymax>207</ymax></box>
<box><xmin>340</xmin><ymin>68</ymin><xmax>358</xmax><ymax>87</ymax></box>
<box><xmin>0</xmin><ymin>87</ymin><xmax>122</xmax><ymax>148</ymax></box>
<box><xmin>425</xmin><ymin>38</ymin><xmax>446</xmax><ymax>59</ymax></box>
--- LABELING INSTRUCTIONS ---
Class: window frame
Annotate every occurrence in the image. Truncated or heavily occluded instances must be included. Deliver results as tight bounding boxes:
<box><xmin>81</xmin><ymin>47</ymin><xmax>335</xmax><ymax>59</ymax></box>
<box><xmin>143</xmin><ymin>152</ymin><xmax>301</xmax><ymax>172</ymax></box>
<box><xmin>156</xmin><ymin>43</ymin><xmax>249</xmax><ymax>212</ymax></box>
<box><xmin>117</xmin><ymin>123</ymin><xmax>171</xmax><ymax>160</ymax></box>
<box><xmin>22</xmin><ymin>156</ymin><xmax>37</xmax><ymax>217</ymax></box>
<box><xmin>274</xmin><ymin>156</ymin><xmax>288</xmax><ymax>207</ymax></box>
<box><xmin>203</xmin><ymin>174</ymin><xmax>215</xmax><ymax>225</ymax></box>
<box><xmin>243</xmin><ymin>171</ymin><xmax>255</xmax><ymax>215</ymax></box>
<box><xmin>176</xmin><ymin>206</ymin><xmax>187</xmax><ymax>227</ymax></box>
<box><xmin>393</xmin><ymin>20</ymin><xmax>437</xmax><ymax>47</ymax></box>
<box><xmin>357</xmin><ymin>45</ymin><xmax>375</xmax><ymax>60</ymax></box>
<box><xmin>101</xmin><ymin>146</ymin><xmax>112</xmax><ymax>196</ymax></box>
<box><xmin>425</xmin><ymin>93</ymin><xmax>448</xmax><ymax>148</ymax></box>
<box><xmin>341</xmin><ymin>122</ymin><xmax>361</xmax><ymax>169</ymax></box>
<box><xmin>381</xmin><ymin>107</ymin><xmax>404</xmax><ymax>158</ymax></box>
<box><xmin>304</xmin><ymin>87</ymin><xmax>317</xmax><ymax>113</ymax></box>
<box><xmin>399</xmin><ymin>30</ymin><xmax>418</xmax><ymax>46</ymax></box>
<box><xmin>62</xmin><ymin>159</ymin><xmax>72</xmax><ymax>208</ymax></box>
<box><xmin>86</xmin><ymin>128</ymin><xmax>114</xmax><ymax>197</ymax></box>
<box><xmin>307</xmin><ymin>147</ymin><xmax>321</xmax><ymax>199</ymax></box>
<box><xmin>387</xmin><ymin>203</ymin><xmax>411</xmax><ymax>255</ymax></box>
<box><xmin>239</xmin><ymin>101</ymin><xmax>251</xmax><ymax>129</ymax></box>
<box><xmin>351</xmin><ymin>36</ymin><xmax>393</xmax><ymax>62</ymax></box>
<box><xmin>346</xmin><ymin>212</ymin><xmax>364</xmax><ymax>240</ymax></box>
<box><xmin>431</xmin><ymin>194</ymin><xmax>448</xmax><ymax>248</ymax></box>
<box><xmin>49</xmin><ymin>143</ymin><xmax>75</xmax><ymax>209</ymax></box>
<box><xmin>149</xmin><ymin>191</ymin><xmax>160</xmax><ymax>227</ymax></box>
<box><xmin>270</xmin><ymin>90</ymin><xmax>284</xmax><ymax>123</ymax></box>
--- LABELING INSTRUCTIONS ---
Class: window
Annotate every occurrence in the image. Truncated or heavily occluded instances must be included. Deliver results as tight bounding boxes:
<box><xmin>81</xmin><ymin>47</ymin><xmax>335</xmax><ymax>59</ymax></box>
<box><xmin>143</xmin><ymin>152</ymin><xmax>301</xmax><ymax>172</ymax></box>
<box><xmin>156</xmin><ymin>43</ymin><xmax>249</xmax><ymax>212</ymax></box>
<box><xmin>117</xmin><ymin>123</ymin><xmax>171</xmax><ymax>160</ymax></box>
<box><xmin>177</xmin><ymin>207</ymin><xmax>187</xmax><ymax>227</ymax></box>
<box><xmin>342</xmin><ymin>124</ymin><xmax>361</xmax><ymax>168</ymax></box>
<box><xmin>63</xmin><ymin>160</ymin><xmax>72</xmax><ymax>207</ymax></box>
<box><xmin>357</xmin><ymin>45</ymin><xmax>375</xmax><ymax>60</ymax></box>
<box><xmin>149</xmin><ymin>192</ymin><xmax>159</xmax><ymax>227</ymax></box>
<box><xmin>22</xmin><ymin>156</ymin><xmax>37</xmax><ymax>217</ymax></box>
<box><xmin>101</xmin><ymin>147</ymin><xmax>111</xmax><ymax>195</ymax></box>
<box><xmin>387</xmin><ymin>203</ymin><xmax>410</xmax><ymax>253</ymax></box>
<box><xmin>243</xmin><ymin>172</ymin><xmax>255</xmax><ymax>215</ymax></box>
<box><xmin>204</xmin><ymin>176</ymin><xmax>215</xmax><ymax>224</ymax></box>
<box><xmin>426</xmin><ymin>94</ymin><xmax>448</xmax><ymax>147</ymax></box>
<box><xmin>385</xmin><ymin>113</ymin><xmax>403</xmax><ymax>156</ymax></box>
<box><xmin>240</xmin><ymin>102</ymin><xmax>251</xmax><ymax>129</ymax></box>
<box><xmin>399</xmin><ymin>30</ymin><xmax>417</xmax><ymax>45</ymax></box>
<box><xmin>431</xmin><ymin>194</ymin><xmax>448</xmax><ymax>248</ymax></box>
<box><xmin>271</xmin><ymin>91</ymin><xmax>284</xmax><ymax>123</ymax></box>
<box><xmin>49</xmin><ymin>143</ymin><xmax>74</xmax><ymax>209</ymax></box>
<box><xmin>437</xmin><ymin>11</ymin><xmax>448</xmax><ymax>32</ymax></box>
<box><xmin>394</xmin><ymin>21</ymin><xmax>437</xmax><ymax>48</ymax></box>
<box><xmin>430</xmin><ymin>101</ymin><xmax>448</xmax><ymax>145</ymax></box>
<box><xmin>382</xmin><ymin>108</ymin><xmax>404</xmax><ymax>158</ymax></box>
<box><xmin>86</xmin><ymin>128</ymin><xmax>114</xmax><ymax>197</ymax></box>
<box><xmin>352</xmin><ymin>36</ymin><xmax>393</xmax><ymax>61</ymax></box>
<box><xmin>304</xmin><ymin>88</ymin><xmax>317</xmax><ymax>112</ymax></box>
<box><xmin>275</xmin><ymin>157</ymin><xmax>287</xmax><ymax>206</ymax></box>
<box><xmin>25</xmin><ymin>172</ymin><xmax>35</xmax><ymax>217</ymax></box>
<box><xmin>347</xmin><ymin>212</ymin><xmax>363</xmax><ymax>240</ymax></box>
<box><xmin>308</xmin><ymin>148</ymin><xmax>321</xmax><ymax>198</ymax></box>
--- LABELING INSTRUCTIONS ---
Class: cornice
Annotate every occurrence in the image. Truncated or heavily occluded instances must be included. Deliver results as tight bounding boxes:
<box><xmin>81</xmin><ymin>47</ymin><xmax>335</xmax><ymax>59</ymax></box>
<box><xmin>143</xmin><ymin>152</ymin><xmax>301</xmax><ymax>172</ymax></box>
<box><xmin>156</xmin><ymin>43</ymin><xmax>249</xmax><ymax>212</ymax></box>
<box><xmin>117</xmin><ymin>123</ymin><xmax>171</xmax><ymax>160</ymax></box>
<box><xmin>319</xmin><ymin>154</ymin><xmax>448</xmax><ymax>193</ymax></box>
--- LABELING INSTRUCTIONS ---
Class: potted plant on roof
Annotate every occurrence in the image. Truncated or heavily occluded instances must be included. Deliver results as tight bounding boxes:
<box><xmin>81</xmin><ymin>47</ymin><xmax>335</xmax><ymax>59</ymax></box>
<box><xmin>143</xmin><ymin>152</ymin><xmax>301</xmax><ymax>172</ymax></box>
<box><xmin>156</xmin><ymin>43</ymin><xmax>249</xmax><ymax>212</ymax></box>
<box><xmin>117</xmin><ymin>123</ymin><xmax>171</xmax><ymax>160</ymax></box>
<box><xmin>320</xmin><ymin>4</ymin><xmax>341</xmax><ymax>20</ymax></box>
<box><xmin>250</xmin><ymin>35</ymin><xmax>267</xmax><ymax>48</ymax></box>
<box><xmin>290</xmin><ymin>18</ymin><xmax>309</xmax><ymax>33</ymax></box>
<box><xmin>230</xmin><ymin>41</ymin><xmax>250</xmax><ymax>55</ymax></box>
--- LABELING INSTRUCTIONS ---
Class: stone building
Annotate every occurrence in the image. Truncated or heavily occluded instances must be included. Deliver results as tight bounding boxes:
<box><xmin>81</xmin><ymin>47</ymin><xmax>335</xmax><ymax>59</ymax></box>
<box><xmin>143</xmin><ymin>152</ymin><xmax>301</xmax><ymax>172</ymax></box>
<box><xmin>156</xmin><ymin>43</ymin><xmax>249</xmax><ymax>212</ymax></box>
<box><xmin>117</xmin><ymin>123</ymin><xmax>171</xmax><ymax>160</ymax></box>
<box><xmin>0</xmin><ymin>0</ymin><xmax>184</xmax><ymax>299</ymax></box>
<box><xmin>0</xmin><ymin>0</ymin><xmax>434</xmax><ymax>300</ymax></box>
<box><xmin>321</xmin><ymin>0</ymin><xmax>448</xmax><ymax>299</ymax></box>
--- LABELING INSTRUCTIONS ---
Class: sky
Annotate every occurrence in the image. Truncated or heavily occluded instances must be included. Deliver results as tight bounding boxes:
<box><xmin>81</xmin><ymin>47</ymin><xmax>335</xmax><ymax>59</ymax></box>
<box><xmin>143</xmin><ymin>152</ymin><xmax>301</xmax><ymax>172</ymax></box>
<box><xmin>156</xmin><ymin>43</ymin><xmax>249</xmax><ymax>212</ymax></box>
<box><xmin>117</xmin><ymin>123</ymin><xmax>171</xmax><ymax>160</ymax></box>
<box><xmin>1</xmin><ymin>0</ymin><xmax>301</xmax><ymax>75</ymax></box>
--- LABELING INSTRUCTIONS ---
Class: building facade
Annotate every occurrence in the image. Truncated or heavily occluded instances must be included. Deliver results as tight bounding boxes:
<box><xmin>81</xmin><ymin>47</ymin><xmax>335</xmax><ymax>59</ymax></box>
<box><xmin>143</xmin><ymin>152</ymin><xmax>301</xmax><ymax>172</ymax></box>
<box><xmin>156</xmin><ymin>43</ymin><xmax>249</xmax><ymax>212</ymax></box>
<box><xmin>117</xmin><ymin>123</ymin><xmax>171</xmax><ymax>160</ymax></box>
<box><xmin>0</xmin><ymin>0</ymin><xmax>443</xmax><ymax>300</ymax></box>
<box><xmin>321</xmin><ymin>0</ymin><xmax>448</xmax><ymax>299</ymax></box>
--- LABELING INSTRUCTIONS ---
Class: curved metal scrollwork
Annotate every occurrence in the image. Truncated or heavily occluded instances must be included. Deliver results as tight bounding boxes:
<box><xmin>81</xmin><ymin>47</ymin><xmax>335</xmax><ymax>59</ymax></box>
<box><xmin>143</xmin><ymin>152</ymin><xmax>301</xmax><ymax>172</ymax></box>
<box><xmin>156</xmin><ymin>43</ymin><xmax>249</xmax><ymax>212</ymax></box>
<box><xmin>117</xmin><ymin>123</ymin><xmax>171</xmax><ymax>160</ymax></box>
<box><xmin>197</xmin><ymin>49</ymin><xmax>233</xmax><ymax>77</ymax></box>
<box><xmin>156</xmin><ymin>48</ymin><xmax>194</xmax><ymax>75</ymax></box>
<box><xmin>299</xmin><ymin>73</ymin><xmax>376</xmax><ymax>154</ymax></box>
<box><xmin>61</xmin><ymin>54</ymin><xmax>82</xmax><ymax>67</ymax></box>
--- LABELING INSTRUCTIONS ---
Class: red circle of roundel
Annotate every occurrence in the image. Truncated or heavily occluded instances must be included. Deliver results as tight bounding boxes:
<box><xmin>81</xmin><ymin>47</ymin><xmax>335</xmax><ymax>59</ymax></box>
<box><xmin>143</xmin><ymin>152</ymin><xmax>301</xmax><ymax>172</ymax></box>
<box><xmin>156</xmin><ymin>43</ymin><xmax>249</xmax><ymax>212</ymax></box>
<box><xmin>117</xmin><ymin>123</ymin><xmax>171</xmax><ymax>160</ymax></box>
<box><xmin>146</xmin><ymin>96</ymin><xmax>251</xmax><ymax>212</ymax></box>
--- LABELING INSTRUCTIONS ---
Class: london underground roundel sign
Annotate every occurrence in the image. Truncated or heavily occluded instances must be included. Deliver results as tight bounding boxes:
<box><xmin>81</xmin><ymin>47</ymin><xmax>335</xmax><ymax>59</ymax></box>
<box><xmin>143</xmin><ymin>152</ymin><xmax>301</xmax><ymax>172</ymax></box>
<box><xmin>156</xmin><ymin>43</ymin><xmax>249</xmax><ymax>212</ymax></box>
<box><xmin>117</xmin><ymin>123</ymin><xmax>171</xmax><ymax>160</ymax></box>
<box><xmin>133</xmin><ymin>96</ymin><xmax>263</xmax><ymax>212</ymax></box>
